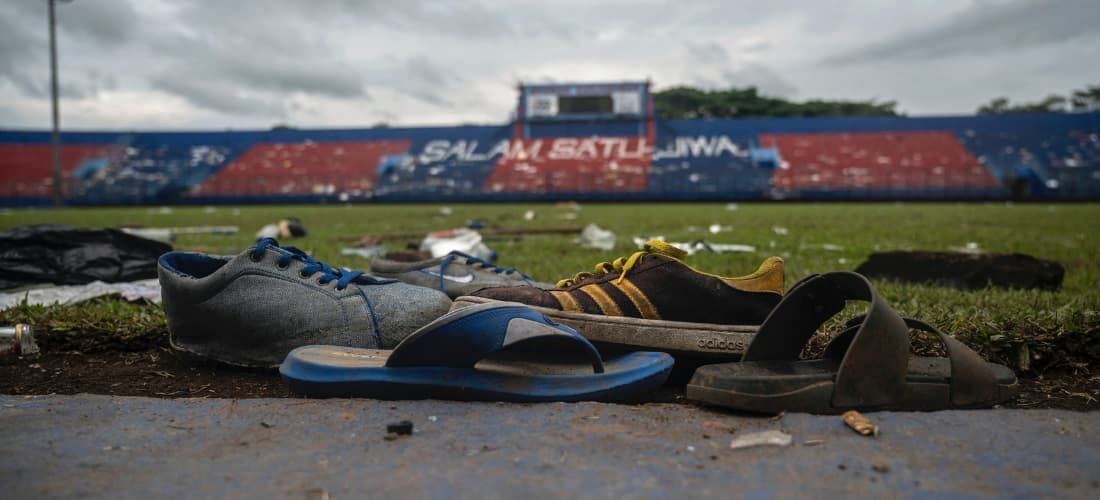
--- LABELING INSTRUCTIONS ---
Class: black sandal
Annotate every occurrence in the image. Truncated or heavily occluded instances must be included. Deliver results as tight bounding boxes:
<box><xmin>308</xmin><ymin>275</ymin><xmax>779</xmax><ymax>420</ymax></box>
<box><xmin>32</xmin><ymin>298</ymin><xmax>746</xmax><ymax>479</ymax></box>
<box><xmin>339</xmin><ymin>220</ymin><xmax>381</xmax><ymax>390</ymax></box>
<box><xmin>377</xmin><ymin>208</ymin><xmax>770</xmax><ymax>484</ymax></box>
<box><xmin>686</xmin><ymin>272</ymin><xmax>1017</xmax><ymax>413</ymax></box>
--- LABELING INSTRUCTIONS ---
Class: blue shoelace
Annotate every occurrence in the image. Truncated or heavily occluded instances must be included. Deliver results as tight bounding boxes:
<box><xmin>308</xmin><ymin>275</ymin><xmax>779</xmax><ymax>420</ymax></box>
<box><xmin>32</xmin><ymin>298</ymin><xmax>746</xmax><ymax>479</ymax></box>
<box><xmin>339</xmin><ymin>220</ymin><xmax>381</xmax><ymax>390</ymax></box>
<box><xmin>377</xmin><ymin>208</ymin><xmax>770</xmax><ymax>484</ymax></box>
<box><xmin>251</xmin><ymin>238</ymin><xmax>391</xmax><ymax>290</ymax></box>
<box><xmin>439</xmin><ymin>251</ymin><xmax>528</xmax><ymax>279</ymax></box>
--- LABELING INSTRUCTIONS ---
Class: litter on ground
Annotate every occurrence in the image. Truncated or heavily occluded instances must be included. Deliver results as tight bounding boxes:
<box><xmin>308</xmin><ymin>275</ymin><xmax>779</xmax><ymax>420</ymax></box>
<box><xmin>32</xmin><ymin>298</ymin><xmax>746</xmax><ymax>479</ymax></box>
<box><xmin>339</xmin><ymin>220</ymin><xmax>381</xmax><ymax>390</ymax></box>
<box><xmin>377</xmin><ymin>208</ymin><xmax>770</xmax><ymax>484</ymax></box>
<box><xmin>0</xmin><ymin>279</ymin><xmax>162</xmax><ymax>311</ymax></box>
<box><xmin>420</xmin><ymin>228</ymin><xmax>496</xmax><ymax>261</ymax></box>
<box><xmin>842</xmin><ymin>411</ymin><xmax>878</xmax><ymax>436</ymax></box>
<box><xmin>340</xmin><ymin>246</ymin><xmax>388</xmax><ymax>259</ymax></box>
<box><xmin>633</xmin><ymin>237</ymin><xmax>755</xmax><ymax>255</ymax></box>
<box><xmin>122</xmin><ymin>226</ymin><xmax>239</xmax><ymax>243</ymax></box>
<box><xmin>728</xmin><ymin>430</ymin><xmax>793</xmax><ymax>449</ymax></box>
<box><xmin>576</xmin><ymin>223</ymin><xmax>616</xmax><ymax>250</ymax></box>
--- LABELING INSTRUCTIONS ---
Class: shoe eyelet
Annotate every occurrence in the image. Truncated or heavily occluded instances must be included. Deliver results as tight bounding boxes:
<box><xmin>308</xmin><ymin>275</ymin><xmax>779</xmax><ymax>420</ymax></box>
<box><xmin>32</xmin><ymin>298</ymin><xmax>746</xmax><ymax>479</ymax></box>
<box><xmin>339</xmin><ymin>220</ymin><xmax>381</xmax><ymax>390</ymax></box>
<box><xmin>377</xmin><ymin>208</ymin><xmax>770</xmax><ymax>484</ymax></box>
<box><xmin>249</xmin><ymin>252</ymin><xmax>263</xmax><ymax>263</ymax></box>
<box><xmin>277</xmin><ymin>261</ymin><xmax>289</xmax><ymax>270</ymax></box>
<box><xmin>299</xmin><ymin>270</ymin><xmax>310</xmax><ymax>279</ymax></box>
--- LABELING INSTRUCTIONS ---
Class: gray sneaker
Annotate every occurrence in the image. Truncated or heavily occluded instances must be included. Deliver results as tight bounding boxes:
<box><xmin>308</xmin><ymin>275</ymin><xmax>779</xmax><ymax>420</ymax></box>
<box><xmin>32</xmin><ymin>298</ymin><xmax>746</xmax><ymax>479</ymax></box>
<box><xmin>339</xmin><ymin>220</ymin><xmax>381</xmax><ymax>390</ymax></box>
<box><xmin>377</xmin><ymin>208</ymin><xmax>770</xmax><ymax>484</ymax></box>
<box><xmin>370</xmin><ymin>251</ymin><xmax>553</xmax><ymax>299</ymax></box>
<box><xmin>158</xmin><ymin>238</ymin><xmax>452</xmax><ymax>367</ymax></box>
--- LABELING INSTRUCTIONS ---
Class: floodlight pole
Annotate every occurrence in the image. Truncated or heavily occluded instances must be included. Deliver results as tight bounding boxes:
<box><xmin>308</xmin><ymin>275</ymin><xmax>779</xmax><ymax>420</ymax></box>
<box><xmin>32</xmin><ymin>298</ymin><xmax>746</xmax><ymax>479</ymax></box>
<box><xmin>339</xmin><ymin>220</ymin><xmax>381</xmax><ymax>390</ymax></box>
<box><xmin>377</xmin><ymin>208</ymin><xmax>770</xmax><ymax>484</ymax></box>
<box><xmin>48</xmin><ymin>0</ymin><xmax>63</xmax><ymax>205</ymax></box>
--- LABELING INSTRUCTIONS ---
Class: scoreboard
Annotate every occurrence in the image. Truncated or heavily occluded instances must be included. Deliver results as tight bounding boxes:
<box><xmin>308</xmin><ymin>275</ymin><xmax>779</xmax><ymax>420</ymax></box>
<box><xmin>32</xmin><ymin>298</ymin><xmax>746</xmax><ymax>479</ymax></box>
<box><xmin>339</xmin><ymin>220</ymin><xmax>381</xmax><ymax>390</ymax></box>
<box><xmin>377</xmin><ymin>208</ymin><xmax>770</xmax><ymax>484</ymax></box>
<box><xmin>521</xmin><ymin>81</ymin><xmax>649</xmax><ymax>121</ymax></box>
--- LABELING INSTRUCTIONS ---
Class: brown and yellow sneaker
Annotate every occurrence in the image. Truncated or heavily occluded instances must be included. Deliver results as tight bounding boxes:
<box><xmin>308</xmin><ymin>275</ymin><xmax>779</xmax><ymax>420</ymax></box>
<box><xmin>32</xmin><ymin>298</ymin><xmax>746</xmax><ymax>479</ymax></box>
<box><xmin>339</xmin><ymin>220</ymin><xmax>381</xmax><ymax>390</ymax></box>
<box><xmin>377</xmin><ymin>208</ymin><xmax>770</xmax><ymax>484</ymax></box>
<box><xmin>452</xmin><ymin>240</ymin><xmax>783</xmax><ymax>359</ymax></box>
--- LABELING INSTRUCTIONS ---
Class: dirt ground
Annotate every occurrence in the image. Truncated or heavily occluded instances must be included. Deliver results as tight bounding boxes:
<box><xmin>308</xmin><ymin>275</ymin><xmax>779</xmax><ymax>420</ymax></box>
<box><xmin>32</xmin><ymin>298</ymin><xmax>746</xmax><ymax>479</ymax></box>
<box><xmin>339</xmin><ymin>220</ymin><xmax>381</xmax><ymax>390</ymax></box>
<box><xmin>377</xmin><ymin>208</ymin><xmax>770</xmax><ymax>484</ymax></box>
<box><xmin>1</xmin><ymin>338</ymin><xmax>1096</xmax><ymax>411</ymax></box>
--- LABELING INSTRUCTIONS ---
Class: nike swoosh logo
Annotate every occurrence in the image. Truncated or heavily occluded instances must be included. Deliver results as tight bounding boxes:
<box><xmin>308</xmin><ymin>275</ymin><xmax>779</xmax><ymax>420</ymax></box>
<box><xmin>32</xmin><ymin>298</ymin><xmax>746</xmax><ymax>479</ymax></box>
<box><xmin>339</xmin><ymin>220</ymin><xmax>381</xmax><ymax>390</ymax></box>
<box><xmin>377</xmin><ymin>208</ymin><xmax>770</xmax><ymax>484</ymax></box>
<box><xmin>422</xmin><ymin>269</ymin><xmax>476</xmax><ymax>283</ymax></box>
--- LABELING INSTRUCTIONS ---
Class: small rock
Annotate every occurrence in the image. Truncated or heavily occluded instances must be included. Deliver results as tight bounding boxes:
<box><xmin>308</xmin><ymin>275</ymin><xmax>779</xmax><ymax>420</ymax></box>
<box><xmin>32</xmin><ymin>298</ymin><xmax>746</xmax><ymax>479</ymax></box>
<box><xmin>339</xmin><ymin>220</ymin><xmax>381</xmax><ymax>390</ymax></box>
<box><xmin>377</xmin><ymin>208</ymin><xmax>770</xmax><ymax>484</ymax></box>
<box><xmin>386</xmin><ymin>420</ymin><xmax>414</xmax><ymax>436</ymax></box>
<box><xmin>872</xmin><ymin>463</ymin><xmax>891</xmax><ymax>473</ymax></box>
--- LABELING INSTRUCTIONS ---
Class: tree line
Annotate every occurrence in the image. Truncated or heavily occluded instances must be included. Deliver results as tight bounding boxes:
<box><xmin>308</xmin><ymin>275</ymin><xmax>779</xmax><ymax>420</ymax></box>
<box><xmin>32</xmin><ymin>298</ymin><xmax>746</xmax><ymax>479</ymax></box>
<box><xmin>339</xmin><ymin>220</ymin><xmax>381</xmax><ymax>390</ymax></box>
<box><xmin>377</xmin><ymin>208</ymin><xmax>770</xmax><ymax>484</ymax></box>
<box><xmin>653</xmin><ymin>86</ymin><xmax>899</xmax><ymax>119</ymax></box>
<box><xmin>652</xmin><ymin>84</ymin><xmax>1100</xmax><ymax>119</ymax></box>
<box><xmin>273</xmin><ymin>84</ymin><xmax>1100</xmax><ymax>129</ymax></box>
<box><xmin>976</xmin><ymin>86</ymin><xmax>1100</xmax><ymax>114</ymax></box>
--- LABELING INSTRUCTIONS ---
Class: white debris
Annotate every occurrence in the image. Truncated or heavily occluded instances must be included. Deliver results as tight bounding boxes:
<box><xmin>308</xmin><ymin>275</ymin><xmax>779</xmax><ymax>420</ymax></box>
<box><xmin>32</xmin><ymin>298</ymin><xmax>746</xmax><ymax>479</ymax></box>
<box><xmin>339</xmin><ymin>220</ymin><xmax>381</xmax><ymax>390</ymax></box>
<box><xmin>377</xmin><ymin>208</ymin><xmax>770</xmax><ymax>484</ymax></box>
<box><xmin>524</xmin><ymin>210</ymin><xmax>536</xmax><ymax>221</ymax></box>
<box><xmin>340</xmin><ymin>246</ymin><xmax>387</xmax><ymax>259</ymax></box>
<box><xmin>439</xmin><ymin>206</ymin><xmax>453</xmax><ymax>216</ymax></box>
<box><xmin>0</xmin><ymin>279</ymin><xmax>162</xmax><ymax>311</ymax></box>
<box><xmin>950</xmin><ymin>242</ymin><xmax>984</xmax><ymax>254</ymax></box>
<box><xmin>577</xmin><ymin>223</ymin><xmax>616</xmax><ymax>251</ymax></box>
<box><xmin>725</xmin><ymin>203</ymin><xmax>739</xmax><ymax>211</ymax></box>
<box><xmin>427</xmin><ymin>416</ymin><xmax>438</xmax><ymax>422</ymax></box>
<box><xmin>821</xmin><ymin>243</ymin><xmax>843</xmax><ymax>251</ymax></box>
<box><xmin>729</xmin><ymin>430</ymin><xmax>793</xmax><ymax>450</ymax></box>
<box><xmin>255</xmin><ymin>224</ymin><xmax>280</xmax><ymax>240</ymax></box>
<box><xmin>421</xmin><ymin>228</ymin><xmax>495</xmax><ymax>260</ymax></box>
<box><xmin>124</xmin><ymin>226</ymin><xmax>239</xmax><ymax>243</ymax></box>
<box><xmin>633</xmin><ymin>237</ymin><xmax>754</xmax><ymax>256</ymax></box>
<box><xmin>771</xmin><ymin>225</ymin><xmax>789</xmax><ymax>236</ymax></box>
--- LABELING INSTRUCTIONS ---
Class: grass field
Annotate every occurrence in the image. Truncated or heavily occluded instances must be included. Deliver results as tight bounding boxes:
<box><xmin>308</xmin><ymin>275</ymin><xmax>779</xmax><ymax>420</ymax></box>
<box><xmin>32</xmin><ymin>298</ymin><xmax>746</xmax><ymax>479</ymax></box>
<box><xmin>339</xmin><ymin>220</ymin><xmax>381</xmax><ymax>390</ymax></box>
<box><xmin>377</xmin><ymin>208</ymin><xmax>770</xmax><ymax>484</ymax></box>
<box><xmin>2</xmin><ymin>202</ymin><xmax>1099</xmax><ymax>378</ymax></box>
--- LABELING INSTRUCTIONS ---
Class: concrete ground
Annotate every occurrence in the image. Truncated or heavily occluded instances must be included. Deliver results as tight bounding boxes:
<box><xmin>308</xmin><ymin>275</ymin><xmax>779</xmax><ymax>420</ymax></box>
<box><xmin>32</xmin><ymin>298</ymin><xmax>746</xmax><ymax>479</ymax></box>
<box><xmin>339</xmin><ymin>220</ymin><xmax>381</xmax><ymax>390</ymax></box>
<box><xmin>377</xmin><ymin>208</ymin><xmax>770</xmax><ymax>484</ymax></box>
<box><xmin>1</xmin><ymin>394</ymin><xmax>1097</xmax><ymax>498</ymax></box>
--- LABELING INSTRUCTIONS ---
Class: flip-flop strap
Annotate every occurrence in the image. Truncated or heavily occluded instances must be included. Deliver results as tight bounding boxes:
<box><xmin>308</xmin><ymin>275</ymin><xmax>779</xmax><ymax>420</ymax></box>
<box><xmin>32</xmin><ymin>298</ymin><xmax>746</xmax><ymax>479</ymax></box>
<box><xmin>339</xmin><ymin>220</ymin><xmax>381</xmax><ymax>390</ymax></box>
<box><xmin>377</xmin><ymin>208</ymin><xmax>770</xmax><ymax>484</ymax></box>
<box><xmin>744</xmin><ymin>272</ymin><xmax>910</xmax><ymax>408</ymax></box>
<box><xmin>826</xmin><ymin>316</ymin><xmax>999</xmax><ymax>406</ymax></box>
<box><xmin>385</xmin><ymin>305</ymin><xmax>605</xmax><ymax>373</ymax></box>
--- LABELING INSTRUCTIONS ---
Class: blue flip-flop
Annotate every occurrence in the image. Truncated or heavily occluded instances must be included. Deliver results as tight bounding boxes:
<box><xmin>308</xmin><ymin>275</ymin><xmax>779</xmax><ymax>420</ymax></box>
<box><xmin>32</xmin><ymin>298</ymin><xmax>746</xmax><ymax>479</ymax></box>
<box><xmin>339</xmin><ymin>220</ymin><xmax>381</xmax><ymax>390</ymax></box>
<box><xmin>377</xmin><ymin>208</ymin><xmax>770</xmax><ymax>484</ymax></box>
<box><xmin>279</xmin><ymin>302</ymin><xmax>674</xmax><ymax>402</ymax></box>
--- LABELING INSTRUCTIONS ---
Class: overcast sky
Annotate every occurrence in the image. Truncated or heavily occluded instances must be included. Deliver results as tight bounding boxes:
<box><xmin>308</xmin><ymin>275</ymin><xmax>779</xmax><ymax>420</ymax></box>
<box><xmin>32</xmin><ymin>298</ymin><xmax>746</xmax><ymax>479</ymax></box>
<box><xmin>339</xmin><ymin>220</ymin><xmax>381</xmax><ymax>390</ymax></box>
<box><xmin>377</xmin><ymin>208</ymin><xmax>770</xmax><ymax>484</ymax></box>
<box><xmin>1</xmin><ymin>0</ymin><xmax>1098</xmax><ymax>130</ymax></box>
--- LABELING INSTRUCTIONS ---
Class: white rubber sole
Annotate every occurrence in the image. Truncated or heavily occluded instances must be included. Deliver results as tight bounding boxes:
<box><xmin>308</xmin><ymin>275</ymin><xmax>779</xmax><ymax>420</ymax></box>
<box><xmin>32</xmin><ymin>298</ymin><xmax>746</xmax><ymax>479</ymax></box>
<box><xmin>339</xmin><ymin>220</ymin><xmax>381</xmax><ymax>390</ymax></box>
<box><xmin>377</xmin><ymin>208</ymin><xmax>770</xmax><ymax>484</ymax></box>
<box><xmin>451</xmin><ymin>295</ymin><xmax>758</xmax><ymax>359</ymax></box>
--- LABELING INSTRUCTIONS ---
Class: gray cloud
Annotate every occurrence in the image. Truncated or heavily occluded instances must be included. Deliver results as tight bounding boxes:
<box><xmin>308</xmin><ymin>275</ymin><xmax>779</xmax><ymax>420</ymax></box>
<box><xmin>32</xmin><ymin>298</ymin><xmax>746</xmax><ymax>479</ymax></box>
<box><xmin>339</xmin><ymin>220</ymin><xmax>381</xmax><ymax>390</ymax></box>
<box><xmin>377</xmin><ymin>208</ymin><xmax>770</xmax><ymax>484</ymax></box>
<box><xmin>827</xmin><ymin>0</ymin><xmax>1100</xmax><ymax>64</ymax></box>
<box><xmin>58</xmin><ymin>0</ymin><xmax>139</xmax><ymax>46</ymax></box>
<box><xmin>1</xmin><ymin>0</ymin><xmax>1098</xmax><ymax>129</ymax></box>
<box><xmin>683</xmin><ymin>41</ymin><xmax>797</xmax><ymax>97</ymax></box>
<box><xmin>0</xmin><ymin>2</ymin><xmax>48</xmax><ymax>96</ymax></box>
<box><xmin>686</xmin><ymin>42</ymin><xmax>730</xmax><ymax>65</ymax></box>
<box><xmin>150</xmin><ymin>76</ymin><xmax>286</xmax><ymax>117</ymax></box>
<box><xmin>722</xmin><ymin>64</ymin><xmax>798</xmax><ymax>98</ymax></box>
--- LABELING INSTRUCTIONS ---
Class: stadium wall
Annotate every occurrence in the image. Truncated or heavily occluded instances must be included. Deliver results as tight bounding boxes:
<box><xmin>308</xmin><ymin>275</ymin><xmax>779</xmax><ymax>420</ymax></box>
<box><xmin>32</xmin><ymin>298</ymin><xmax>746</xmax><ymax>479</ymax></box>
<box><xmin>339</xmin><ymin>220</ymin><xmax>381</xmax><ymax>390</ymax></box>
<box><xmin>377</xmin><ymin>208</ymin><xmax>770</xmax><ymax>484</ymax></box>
<box><xmin>1</xmin><ymin>112</ymin><xmax>1098</xmax><ymax>205</ymax></box>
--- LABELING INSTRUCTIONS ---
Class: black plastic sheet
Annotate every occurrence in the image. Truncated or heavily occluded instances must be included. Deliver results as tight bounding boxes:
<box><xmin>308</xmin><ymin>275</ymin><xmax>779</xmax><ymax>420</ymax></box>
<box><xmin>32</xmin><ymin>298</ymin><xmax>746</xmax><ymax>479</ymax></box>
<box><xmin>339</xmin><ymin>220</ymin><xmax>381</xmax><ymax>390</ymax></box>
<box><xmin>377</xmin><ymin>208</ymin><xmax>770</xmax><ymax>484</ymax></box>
<box><xmin>0</xmin><ymin>224</ymin><xmax>172</xmax><ymax>289</ymax></box>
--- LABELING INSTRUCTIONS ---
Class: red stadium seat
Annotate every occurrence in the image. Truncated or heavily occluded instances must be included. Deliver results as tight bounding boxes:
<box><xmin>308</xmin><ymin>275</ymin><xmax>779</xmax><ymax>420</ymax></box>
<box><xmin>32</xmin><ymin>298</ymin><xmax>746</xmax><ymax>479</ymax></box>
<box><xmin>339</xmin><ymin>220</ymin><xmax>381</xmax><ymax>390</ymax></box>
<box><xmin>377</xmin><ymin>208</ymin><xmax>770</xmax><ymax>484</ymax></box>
<box><xmin>0</xmin><ymin>144</ymin><xmax>109</xmax><ymax>198</ymax></box>
<box><xmin>484</xmin><ymin>137</ymin><xmax>650</xmax><ymax>193</ymax></box>
<box><xmin>759</xmin><ymin>131</ymin><xmax>1000</xmax><ymax>192</ymax></box>
<box><xmin>191</xmin><ymin>140</ymin><xmax>411</xmax><ymax>196</ymax></box>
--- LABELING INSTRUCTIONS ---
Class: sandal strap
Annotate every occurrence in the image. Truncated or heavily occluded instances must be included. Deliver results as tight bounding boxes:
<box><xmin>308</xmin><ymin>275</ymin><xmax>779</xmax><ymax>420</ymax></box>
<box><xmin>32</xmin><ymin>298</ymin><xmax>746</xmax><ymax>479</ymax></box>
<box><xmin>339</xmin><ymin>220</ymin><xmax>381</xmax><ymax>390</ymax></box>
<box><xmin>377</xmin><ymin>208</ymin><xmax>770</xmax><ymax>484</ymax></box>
<box><xmin>826</xmin><ymin>316</ymin><xmax>998</xmax><ymax>406</ymax></box>
<box><xmin>385</xmin><ymin>305</ymin><xmax>604</xmax><ymax>373</ymax></box>
<box><xmin>744</xmin><ymin>272</ymin><xmax>910</xmax><ymax>408</ymax></box>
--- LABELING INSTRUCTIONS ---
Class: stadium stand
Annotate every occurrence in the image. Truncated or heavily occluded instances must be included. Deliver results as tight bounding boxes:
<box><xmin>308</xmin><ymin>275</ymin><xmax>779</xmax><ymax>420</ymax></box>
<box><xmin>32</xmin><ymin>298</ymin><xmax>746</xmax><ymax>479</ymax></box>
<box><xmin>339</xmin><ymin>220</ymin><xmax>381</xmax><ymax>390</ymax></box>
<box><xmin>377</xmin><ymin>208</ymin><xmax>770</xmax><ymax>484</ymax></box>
<box><xmin>0</xmin><ymin>143</ymin><xmax>107</xmax><ymax>200</ymax></box>
<box><xmin>957</xmin><ymin>128</ymin><xmax>1100</xmax><ymax>199</ymax></box>
<box><xmin>761</xmin><ymin>131</ymin><xmax>1001</xmax><ymax>198</ymax></box>
<box><xmin>190</xmin><ymin>140</ymin><xmax>410</xmax><ymax>199</ymax></box>
<box><xmin>2</xmin><ymin>111</ymin><xmax>1098</xmax><ymax>204</ymax></box>
<box><xmin>70</xmin><ymin>136</ymin><xmax>243</xmax><ymax>204</ymax></box>
<box><xmin>484</xmin><ymin>137</ymin><xmax>650</xmax><ymax>194</ymax></box>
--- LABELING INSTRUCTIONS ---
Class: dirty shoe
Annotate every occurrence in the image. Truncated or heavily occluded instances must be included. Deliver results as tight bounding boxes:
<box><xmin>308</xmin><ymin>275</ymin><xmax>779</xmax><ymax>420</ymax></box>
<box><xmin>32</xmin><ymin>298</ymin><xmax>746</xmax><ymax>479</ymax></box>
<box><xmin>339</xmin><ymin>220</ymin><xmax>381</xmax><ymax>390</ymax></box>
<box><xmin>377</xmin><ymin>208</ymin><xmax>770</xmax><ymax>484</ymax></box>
<box><xmin>370</xmin><ymin>251</ymin><xmax>553</xmax><ymax>299</ymax></box>
<box><xmin>453</xmin><ymin>240</ymin><xmax>783</xmax><ymax>359</ymax></box>
<box><xmin>159</xmin><ymin>238</ymin><xmax>452</xmax><ymax>367</ymax></box>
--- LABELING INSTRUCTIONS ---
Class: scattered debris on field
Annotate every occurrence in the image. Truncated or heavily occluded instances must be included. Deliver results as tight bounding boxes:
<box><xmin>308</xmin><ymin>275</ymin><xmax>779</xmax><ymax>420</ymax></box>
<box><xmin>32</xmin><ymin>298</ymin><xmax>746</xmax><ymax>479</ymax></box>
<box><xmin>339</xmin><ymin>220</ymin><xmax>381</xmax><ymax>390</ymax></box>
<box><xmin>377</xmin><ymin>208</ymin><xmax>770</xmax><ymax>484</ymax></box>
<box><xmin>729</xmin><ymin>430</ymin><xmax>792</xmax><ymax>450</ymax></box>
<box><xmin>842</xmin><ymin>410</ymin><xmax>878</xmax><ymax>436</ymax></box>
<box><xmin>255</xmin><ymin>217</ymin><xmax>307</xmax><ymax>240</ymax></box>
<box><xmin>0</xmin><ymin>324</ymin><xmax>39</xmax><ymax>355</ymax></box>
<box><xmin>341</xmin><ymin>246</ymin><xmax>387</xmax><ymax>259</ymax></box>
<box><xmin>577</xmin><ymin>223</ymin><xmax>616</xmax><ymax>250</ymax></box>
<box><xmin>633</xmin><ymin>237</ymin><xmax>755</xmax><ymax>255</ymax></box>
<box><xmin>420</xmin><ymin>228</ymin><xmax>495</xmax><ymax>261</ymax></box>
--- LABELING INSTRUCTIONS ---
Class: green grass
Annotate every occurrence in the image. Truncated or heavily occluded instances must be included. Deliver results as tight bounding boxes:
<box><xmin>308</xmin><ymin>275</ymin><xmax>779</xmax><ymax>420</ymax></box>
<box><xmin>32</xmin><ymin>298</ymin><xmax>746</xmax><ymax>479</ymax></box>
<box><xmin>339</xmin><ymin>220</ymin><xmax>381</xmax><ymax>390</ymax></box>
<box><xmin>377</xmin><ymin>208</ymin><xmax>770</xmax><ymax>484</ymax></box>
<box><xmin>2</xmin><ymin>202</ymin><xmax>1098</xmax><ymax>373</ymax></box>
